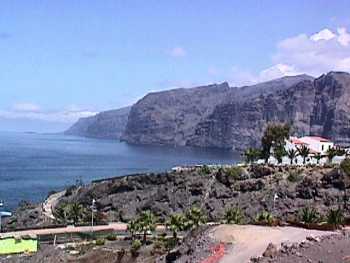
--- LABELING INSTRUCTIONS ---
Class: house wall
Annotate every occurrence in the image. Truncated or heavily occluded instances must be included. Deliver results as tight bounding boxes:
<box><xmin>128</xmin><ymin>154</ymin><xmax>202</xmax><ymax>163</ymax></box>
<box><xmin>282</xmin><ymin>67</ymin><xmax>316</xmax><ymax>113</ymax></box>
<box><xmin>0</xmin><ymin>237</ymin><xmax>37</xmax><ymax>255</ymax></box>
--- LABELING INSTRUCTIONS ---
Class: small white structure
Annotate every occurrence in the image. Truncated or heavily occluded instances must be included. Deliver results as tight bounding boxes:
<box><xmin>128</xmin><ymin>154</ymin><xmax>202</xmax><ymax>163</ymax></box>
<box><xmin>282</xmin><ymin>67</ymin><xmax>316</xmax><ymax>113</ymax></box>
<box><xmin>268</xmin><ymin>136</ymin><xmax>339</xmax><ymax>165</ymax></box>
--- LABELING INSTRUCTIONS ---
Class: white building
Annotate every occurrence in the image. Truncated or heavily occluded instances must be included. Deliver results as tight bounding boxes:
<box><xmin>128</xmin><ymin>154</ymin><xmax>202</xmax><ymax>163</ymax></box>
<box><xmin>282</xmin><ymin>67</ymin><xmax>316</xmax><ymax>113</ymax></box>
<box><xmin>286</xmin><ymin>136</ymin><xmax>334</xmax><ymax>155</ymax></box>
<box><xmin>269</xmin><ymin>136</ymin><xmax>337</xmax><ymax>165</ymax></box>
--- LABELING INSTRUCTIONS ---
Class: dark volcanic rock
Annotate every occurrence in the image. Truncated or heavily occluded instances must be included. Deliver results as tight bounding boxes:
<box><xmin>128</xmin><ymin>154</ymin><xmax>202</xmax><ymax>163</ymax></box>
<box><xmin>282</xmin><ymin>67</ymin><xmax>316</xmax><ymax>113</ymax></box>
<box><xmin>52</xmin><ymin>166</ymin><xmax>350</xmax><ymax>224</ymax></box>
<box><xmin>65</xmin><ymin>106</ymin><xmax>131</xmax><ymax>139</ymax></box>
<box><xmin>121</xmin><ymin>72</ymin><xmax>350</xmax><ymax>150</ymax></box>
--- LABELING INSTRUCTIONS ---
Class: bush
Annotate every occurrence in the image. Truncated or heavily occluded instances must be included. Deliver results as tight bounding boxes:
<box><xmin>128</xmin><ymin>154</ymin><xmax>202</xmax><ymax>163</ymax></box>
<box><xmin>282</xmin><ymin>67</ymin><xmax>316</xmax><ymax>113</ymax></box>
<box><xmin>225</xmin><ymin>166</ymin><xmax>243</xmax><ymax>180</ymax></box>
<box><xmin>340</xmin><ymin>158</ymin><xmax>350</xmax><ymax>176</ymax></box>
<box><xmin>95</xmin><ymin>239</ymin><xmax>105</xmax><ymax>246</ymax></box>
<box><xmin>225</xmin><ymin>207</ymin><xmax>245</xmax><ymax>224</ymax></box>
<box><xmin>327</xmin><ymin>208</ymin><xmax>344</xmax><ymax>228</ymax></box>
<box><xmin>287</xmin><ymin>170</ymin><xmax>302</xmax><ymax>182</ymax></box>
<box><xmin>200</xmin><ymin>165</ymin><xmax>212</xmax><ymax>175</ymax></box>
<box><xmin>106</xmin><ymin>233</ymin><xmax>117</xmax><ymax>241</ymax></box>
<box><xmin>130</xmin><ymin>239</ymin><xmax>142</xmax><ymax>257</ymax></box>
<box><xmin>299</xmin><ymin>207</ymin><xmax>319</xmax><ymax>224</ymax></box>
<box><xmin>255</xmin><ymin>211</ymin><xmax>274</xmax><ymax>225</ymax></box>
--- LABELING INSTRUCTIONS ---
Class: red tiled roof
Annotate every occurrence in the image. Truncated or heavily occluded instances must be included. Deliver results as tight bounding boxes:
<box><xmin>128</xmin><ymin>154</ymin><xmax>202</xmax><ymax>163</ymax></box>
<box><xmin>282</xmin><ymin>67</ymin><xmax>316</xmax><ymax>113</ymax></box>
<box><xmin>307</xmin><ymin>136</ymin><xmax>331</xmax><ymax>142</ymax></box>
<box><xmin>291</xmin><ymin>139</ymin><xmax>307</xmax><ymax>145</ymax></box>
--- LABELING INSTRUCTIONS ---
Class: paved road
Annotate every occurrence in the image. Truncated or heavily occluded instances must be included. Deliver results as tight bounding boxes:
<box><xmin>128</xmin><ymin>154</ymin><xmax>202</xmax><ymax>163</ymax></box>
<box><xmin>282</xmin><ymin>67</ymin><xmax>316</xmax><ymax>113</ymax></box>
<box><xmin>0</xmin><ymin>223</ymin><xmax>128</xmax><ymax>238</ymax></box>
<box><xmin>0</xmin><ymin>223</ymin><xmax>167</xmax><ymax>238</ymax></box>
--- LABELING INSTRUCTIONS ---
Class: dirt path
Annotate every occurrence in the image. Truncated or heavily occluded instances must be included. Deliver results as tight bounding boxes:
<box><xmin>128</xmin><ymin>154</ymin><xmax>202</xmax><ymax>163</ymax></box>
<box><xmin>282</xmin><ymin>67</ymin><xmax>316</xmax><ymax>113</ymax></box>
<box><xmin>42</xmin><ymin>190</ymin><xmax>66</xmax><ymax>220</ymax></box>
<box><xmin>209</xmin><ymin>225</ymin><xmax>338</xmax><ymax>263</ymax></box>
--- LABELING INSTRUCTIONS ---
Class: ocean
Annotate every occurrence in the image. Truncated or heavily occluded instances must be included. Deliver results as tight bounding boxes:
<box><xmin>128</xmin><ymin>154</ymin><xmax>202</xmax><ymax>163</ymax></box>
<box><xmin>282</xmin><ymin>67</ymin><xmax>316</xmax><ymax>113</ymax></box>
<box><xmin>0</xmin><ymin>132</ymin><xmax>240</xmax><ymax>210</ymax></box>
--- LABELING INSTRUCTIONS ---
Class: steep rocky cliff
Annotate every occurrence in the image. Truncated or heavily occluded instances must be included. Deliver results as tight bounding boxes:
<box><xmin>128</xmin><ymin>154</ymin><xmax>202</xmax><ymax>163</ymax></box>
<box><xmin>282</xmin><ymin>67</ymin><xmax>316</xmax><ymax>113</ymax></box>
<box><xmin>122</xmin><ymin>72</ymin><xmax>350</xmax><ymax>150</ymax></box>
<box><xmin>65</xmin><ymin>106</ymin><xmax>130</xmax><ymax>139</ymax></box>
<box><xmin>121</xmin><ymin>75</ymin><xmax>313</xmax><ymax>147</ymax></box>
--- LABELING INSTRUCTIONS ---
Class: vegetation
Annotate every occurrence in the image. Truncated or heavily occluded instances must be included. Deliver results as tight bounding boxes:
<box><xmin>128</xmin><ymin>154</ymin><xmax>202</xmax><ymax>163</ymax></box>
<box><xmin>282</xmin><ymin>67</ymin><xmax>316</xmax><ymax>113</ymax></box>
<box><xmin>326</xmin><ymin>147</ymin><xmax>338</xmax><ymax>164</ymax></box>
<box><xmin>273</xmin><ymin>145</ymin><xmax>287</xmax><ymax>164</ymax></box>
<box><xmin>95</xmin><ymin>239</ymin><xmax>105</xmax><ymax>246</ymax></box>
<box><xmin>130</xmin><ymin>239</ymin><xmax>142</xmax><ymax>257</ymax></box>
<box><xmin>225</xmin><ymin>207</ymin><xmax>245</xmax><ymax>224</ymax></box>
<box><xmin>297</xmin><ymin>145</ymin><xmax>310</xmax><ymax>165</ymax></box>
<box><xmin>313</xmin><ymin>153</ymin><xmax>323</xmax><ymax>164</ymax></box>
<box><xmin>138</xmin><ymin>211</ymin><xmax>157</xmax><ymax>243</ymax></box>
<box><xmin>243</xmin><ymin>148</ymin><xmax>261</xmax><ymax>164</ymax></box>
<box><xmin>200</xmin><ymin>165</ymin><xmax>211</xmax><ymax>175</ymax></box>
<box><xmin>261</xmin><ymin>123</ymin><xmax>290</xmax><ymax>163</ymax></box>
<box><xmin>327</xmin><ymin>208</ymin><xmax>344</xmax><ymax>228</ymax></box>
<box><xmin>287</xmin><ymin>149</ymin><xmax>298</xmax><ymax>165</ymax></box>
<box><xmin>54</xmin><ymin>202</ymin><xmax>88</xmax><ymax>225</ymax></box>
<box><xmin>166</xmin><ymin>214</ymin><xmax>186</xmax><ymax>240</ymax></box>
<box><xmin>106</xmin><ymin>233</ymin><xmax>117</xmax><ymax>241</ymax></box>
<box><xmin>185</xmin><ymin>206</ymin><xmax>206</xmax><ymax>230</ymax></box>
<box><xmin>287</xmin><ymin>169</ymin><xmax>302</xmax><ymax>182</ymax></box>
<box><xmin>340</xmin><ymin>158</ymin><xmax>350</xmax><ymax>210</ymax></box>
<box><xmin>299</xmin><ymin>207</ymin><xmax>319</xmax><ymax>224</ymax></box>
<box><xmin>255</xmin><ymin>211</ymin><xmax>274</xmax><ymax>225</ymax></box>
<box><xmin>225</xmin><ymin>166</ymin><xmax>243</xmax><ymax>180</ymax></box>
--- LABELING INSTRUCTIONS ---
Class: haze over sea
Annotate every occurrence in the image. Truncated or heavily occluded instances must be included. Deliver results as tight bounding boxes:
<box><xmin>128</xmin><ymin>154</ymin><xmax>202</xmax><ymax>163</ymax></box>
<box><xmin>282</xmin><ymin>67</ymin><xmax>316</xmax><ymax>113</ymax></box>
<box><xmin>0</xmin><ymin>132</ymin><xmax>240</xmax><ymax>210</ymax></box>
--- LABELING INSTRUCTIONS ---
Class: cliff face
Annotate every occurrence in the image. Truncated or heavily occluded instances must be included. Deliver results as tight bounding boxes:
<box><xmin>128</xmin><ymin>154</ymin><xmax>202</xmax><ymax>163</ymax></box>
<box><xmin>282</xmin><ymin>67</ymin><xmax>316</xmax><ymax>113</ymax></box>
<box><xmin>121</xmin><ymin>83</ymin><xmax>231</xmax><ymax>146</ymax></box>
<box><xmin>122</xmin><ymin>72</ymin><xmax>350</xmax><ymax>150</ymax></box>
<box><xmin>65</xmin><ymin>106</ymin><xmax>131</xmax><ymax>139</ymax></box>
<box><xmin>121</xmin><ymin>75</ymin><xmax>314</xmax><ymax>149</ymax></box>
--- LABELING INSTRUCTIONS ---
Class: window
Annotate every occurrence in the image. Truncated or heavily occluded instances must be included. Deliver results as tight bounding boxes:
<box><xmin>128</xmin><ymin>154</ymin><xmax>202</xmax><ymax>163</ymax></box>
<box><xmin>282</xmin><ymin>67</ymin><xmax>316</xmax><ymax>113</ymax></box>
<box><xmin>322</xmin><ymin>145</ymin><xmax>324</xmax><ymax>151</ymax></box>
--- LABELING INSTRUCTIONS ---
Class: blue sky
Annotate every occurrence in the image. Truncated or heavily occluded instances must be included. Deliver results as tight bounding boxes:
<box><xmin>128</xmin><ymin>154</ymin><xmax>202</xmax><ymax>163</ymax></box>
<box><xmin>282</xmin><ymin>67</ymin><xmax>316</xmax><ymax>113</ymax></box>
<box><xmin>1</xmin><ymin>0</ymin><xmax>350</xmax><ymax>131</ymax></box>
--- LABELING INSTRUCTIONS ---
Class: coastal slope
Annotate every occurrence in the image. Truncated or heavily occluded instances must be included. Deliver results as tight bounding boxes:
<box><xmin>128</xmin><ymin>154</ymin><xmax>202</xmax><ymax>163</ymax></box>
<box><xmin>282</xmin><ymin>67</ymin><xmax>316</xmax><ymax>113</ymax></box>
<box><xmin>64</xmin><ymin>106</ymin><xmax>131</xmax><ymax>139</ymax></box>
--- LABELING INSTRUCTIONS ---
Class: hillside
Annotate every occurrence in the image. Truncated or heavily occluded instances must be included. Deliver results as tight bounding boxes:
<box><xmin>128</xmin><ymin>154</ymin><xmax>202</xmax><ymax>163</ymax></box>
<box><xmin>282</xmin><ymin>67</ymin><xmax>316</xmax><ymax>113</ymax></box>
<box><xmin>123</xmin><ymin>72</ymin><xmax>350</xmax><ymax>150</ymax></box>
<box><xmin>64</xmin><ymin>106</ymin><xmax>131</xmax><ymax>139</ymax></box>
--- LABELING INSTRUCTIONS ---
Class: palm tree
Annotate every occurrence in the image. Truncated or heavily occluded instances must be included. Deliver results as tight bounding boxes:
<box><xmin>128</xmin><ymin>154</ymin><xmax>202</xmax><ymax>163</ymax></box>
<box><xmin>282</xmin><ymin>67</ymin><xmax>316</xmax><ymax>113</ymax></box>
<box><xmin>127</xmin><ymin>219</ymin><xmax>140</xmax><ymax>240</ymax></box>
<box><xmin>185</xmin><ymin>206</ymin><xmax>206</xmax><ymax>230</ymax></box>
<box><xmin>313</xmin><ymin>153</ymin><xmax>323</xmax><ymax>165</ymax></box>
<box><xmin>69</xmin><ymin>202</ymin><xmax>86</xmax><ymax>225</ymax></box>
<box><xmin>166</xmin><ymin>214</ymin><xmax>186</xmax><ymax>240</ymax></box>
<box><xmin>298</xmin><ymin>145</ymin><xmax>310</xmax><ymax>165</ymax></box>
<box><xmin>326</xmin><ymin>147</ymin><xmax>338</xmax><ymax>164</ymax></box>
<box><xmin>138</xmin><ymin>211</ymin><xmax>157</xmax><ymax>243</ymax></box>
<box><xmin>243</xmin><ymin>148</ymin><xmax>261</xmax><ymax>164</ymax></box>
<box><xmin>273</xmin><ymin>145</ymin><xmax>287</xmax><ymax>164</ymax></box>
<box><xmin>287</xmin><ymin>149</ymin><xmax>298</xmax><ymax>165</ymax></box>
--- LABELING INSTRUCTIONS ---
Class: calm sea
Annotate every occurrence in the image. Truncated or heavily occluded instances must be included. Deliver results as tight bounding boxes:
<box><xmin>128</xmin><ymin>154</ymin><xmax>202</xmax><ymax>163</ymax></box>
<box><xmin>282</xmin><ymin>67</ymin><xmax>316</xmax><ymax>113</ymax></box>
<box><xmin>0</xmin><ymin>132</ymin><xmax>240</xmax><ymax>210</ymax></box>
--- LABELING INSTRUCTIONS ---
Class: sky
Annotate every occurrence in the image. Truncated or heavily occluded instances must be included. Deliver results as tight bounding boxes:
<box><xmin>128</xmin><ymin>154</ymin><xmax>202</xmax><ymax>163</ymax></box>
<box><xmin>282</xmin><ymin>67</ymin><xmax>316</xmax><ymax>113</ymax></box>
<box><xmin>1</xmin><ymin>0</ymin><xmax>350</xmax><ymax>132</ymax></box>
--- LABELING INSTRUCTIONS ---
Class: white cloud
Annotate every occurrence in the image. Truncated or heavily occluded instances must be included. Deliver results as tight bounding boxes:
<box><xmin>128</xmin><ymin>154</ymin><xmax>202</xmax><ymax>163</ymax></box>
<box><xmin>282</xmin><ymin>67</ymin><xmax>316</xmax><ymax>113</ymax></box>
<box><xmin>310</xmin><ymin>28</ymin><xmax>336</xmax><ymax>41</ymax></box>
<box><xmin>272</xmin><ymin>27</ymin><xmax>350</xmax><ymax>76</ymax></box>
<box><xmin>228</xmin><ymin>27</ymin><xmax>350</xmax><ymax>86</ymax></box>
<box><xmin>169</xmin><ymin>47</ymin><xmax>186</xmax><ymax>57</ymax></box>
<box><xmin>0</xmin><ymin>103</ymin><xmax>97</xmax><ymax>123</ymax></box>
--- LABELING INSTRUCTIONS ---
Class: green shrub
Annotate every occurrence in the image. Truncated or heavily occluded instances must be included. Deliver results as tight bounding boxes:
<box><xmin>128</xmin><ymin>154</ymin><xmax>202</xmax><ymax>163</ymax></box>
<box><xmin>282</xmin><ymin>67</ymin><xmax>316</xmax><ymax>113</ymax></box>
<box><xmin>327</xmin><ymin>208</ymin><xmax>344</xmax><ymax>228</ymax></box>
<box><xmin>225</xmin><ymin>207</ymin><xmax>245</xmax><ymax>224</ymax></box>
<box><xmin>106</xmin><ymin>233</ymin><xmax>117</xmax><ymax>241</ymax></box>
<box><xmin>130</xmin><ymin>239</ymin><xmax>142</xmax><ymax>257</ymax></box>
<box><xmin>200</xmin><ymin>165</ymin><xmax>212</xmax><ymax>175</ymax></box>
<box><xmin>255</xmin><ymin>211</ymin><xmax>274</xmax><ymax>225</ymax></box>
<box><xmin>95</xmin><ymin>239</ymin><xmax>105</xmax><ymax>246</ymax></box>
<box><xmin>225</xmin><ymin>166</ymin><xmax>243</xmax><ymax>180</ymax></box>
<box><xmin>340</xmin><ymin>158</ymin><xmax>350</xmax><ymax>176</ymax></box>
<box><xmin>299</xmin><ymin>207</ymin><xmax>319</xmax><ymax>224</ymax></box>
<box><xmin>287</xmin><ymin>170</ymin><xmax>302</xmax><ymax>182</ymax></box>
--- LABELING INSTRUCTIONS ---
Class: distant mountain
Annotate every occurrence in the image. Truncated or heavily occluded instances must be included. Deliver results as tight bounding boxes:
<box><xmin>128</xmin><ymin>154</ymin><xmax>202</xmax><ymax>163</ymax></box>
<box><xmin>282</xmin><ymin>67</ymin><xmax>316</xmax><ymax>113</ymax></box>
<box><xmin>65</xmin><ymin>106</ymin><xmax>131</xmax><ymax>139</ymax></box>
<box><xmin>121</xmin><ymin>74</ymin><xmax>319</xmax><ymax>149</ymax></box>
<box><xmin>67</xmin><ymin>72</ymin><xmax>350</xmax><ymax>150</ymax></box>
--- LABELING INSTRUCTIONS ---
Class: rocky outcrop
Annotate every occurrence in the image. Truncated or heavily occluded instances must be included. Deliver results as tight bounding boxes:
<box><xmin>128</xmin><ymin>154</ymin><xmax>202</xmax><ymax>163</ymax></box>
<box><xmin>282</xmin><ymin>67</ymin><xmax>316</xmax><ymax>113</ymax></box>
<box><xmin>53</xmin><ymin>166</ymin><xmax>349</xmax><ymax>224</ymax></box>
<box><xmin>65</xmin><ymin>106</ymin><xmax>131</xmax><ymax>139</ymax></box>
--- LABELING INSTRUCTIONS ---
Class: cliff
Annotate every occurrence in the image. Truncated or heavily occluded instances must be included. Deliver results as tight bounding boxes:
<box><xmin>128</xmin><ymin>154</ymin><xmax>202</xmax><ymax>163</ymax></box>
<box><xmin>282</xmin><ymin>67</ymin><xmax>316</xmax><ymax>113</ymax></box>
<box><xmin>64</xmin><ymin>106</ymin><xmax>131</xmax><ymax>139</ymax></box>
<box><xmin>122</xmin><ymin>72</ymin><xmax>350</xmax><ymax>150</ymax></box>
